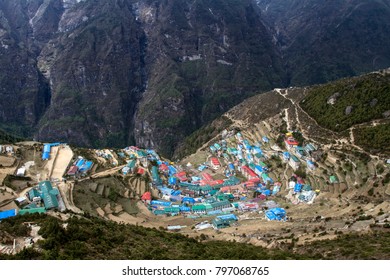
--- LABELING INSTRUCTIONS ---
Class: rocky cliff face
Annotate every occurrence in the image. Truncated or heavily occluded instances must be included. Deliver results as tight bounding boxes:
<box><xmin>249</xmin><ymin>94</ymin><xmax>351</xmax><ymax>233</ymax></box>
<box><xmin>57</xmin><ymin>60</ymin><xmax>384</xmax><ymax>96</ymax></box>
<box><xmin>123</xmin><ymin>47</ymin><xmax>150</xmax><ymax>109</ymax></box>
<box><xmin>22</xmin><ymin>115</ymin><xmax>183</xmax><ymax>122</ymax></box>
<box><xmin>133</xmin><ymin>0</ymin><xmax>285</xmax><ymax>155</ymax></box>
<box><xmin>37</xmin><ymin>0</ymin><xmax>146</xmax><ymax>148</ymax></box>
<box><xmin>0</xmin><ymin>0</ymin><xmax>284</xmax><ymax>156</ymax></box>
<box><xmin>256</xmin><ymin>0</ymin><xmax>390</xmax><ymax>85</ymax></box>
<box><xmin>0</xmin><ymin>0</ymin><xmax>52</xmax><ymax>136</ymax></box>
<box><xmin>1</xmin><ymin>0</ymin><xmax>390</xmax><ymax>157</ymax></box>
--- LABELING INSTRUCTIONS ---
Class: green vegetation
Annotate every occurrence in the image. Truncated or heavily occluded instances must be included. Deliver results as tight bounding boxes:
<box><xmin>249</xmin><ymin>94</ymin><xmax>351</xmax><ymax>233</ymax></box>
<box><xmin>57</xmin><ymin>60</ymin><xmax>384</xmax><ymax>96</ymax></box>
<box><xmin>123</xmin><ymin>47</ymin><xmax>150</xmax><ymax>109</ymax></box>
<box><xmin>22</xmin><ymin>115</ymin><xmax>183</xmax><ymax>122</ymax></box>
<box><xmin>0</xmin><ymin>128</ymin><xmax>24</xmax><ymax>144</ymax></box>
<box><xmin>295</xmin><ymin>231</ymin><xmax>390</xmax><ymax>259</ymax></box>
<box><xmin>301</xmin><ymin>73</ymin><xmax>390</xmax><ymax>132</ymax></box>
<box><xmin>354</xmin><ymin>123</ymin><xmax>390</xmax><ymax>156</ymax></box>
<box><xmin>1</xmin><ymin>214</ymin><xmax>389</xmax><ymax>260</ymax></box>
<box><xmin>0</xmin><ymin>214</ymin><xmax>299</xmax><ymax>260</ymax></box>
<box><xmin>174</xmin><ymin>116</ymin><xmax>233</xmax><ymax>159</ymax></box>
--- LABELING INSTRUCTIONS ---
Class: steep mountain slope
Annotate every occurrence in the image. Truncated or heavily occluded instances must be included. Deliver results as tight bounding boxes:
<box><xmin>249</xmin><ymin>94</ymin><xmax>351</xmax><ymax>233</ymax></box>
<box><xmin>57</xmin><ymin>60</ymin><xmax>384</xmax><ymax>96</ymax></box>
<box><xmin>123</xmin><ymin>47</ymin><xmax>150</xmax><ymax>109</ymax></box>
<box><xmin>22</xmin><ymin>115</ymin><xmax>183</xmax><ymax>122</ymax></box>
<box><xmin>0</xmin><ymin>0</ymin><xmax>284</xmax><ymax>157</ymax></box>
<box><xmin>133</xmin><ymin>0</ymin><xmax>285</xmax><ymax>155</ymax></box>
<box><xmin>1</xmin><ymin>0</ymin><xmax>390</xmax><ymax>158</ymax></box>
<box><xmin>177</xmin><ymin>69</ymin><xmax>390</xmax><ymax>158</ymax></box>
<box><xmin>37</xmin><ymin>0</ymin><xmax>147</xmax><ymax>148</ymax></box>
<box><xmin>256</xmin><ymin>0</ymin><xmax>390</xmax><ymax>85</ymax></box>
<box><xmin>0</xmin><ymin>0</ymin><xmax>52</xmax><ymax>136</ymax></box>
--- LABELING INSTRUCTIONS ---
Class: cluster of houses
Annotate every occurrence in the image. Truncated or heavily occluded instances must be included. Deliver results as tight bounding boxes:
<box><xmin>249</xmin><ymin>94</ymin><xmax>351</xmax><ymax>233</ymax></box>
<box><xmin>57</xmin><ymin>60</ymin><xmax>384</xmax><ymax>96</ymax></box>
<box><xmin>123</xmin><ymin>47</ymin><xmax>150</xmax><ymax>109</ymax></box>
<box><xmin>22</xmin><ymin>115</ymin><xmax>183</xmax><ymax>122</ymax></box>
<box><xmin>0</xmin><ymin>181</ymin><xmax>64</xmax><ymax>221</ymax></box>
<box><xmin>95</xmin><ymin>149</ymin><xmax>119</xmax><ymax>166</ymax></box>
<box><xmin>283</xmin><ymin>132</ymin><xmax>319</xmax><ymax>171</ymax></box>
<box><xmin>125</xmin><ymin>132</ymin><xmax>294</xmax><ymax>228</ymax></box>
<box><xmin>66</xmin><ymin>156</ymin><xmax>94</xmax><ymax>177</ymax></box>
<box><xmin>0</xmin><ymin>145</ymin><xmax>14</xmax><ymax>154</ymax></box>
<box><xmin>132</xmin><ymin>129</ymin><xmax>329</xmax><ymax>228</ymax></box>
<box><xmin>286</xmin><ymin>175</ymin><xmax>318</xmax><ymax>204</ymax></box>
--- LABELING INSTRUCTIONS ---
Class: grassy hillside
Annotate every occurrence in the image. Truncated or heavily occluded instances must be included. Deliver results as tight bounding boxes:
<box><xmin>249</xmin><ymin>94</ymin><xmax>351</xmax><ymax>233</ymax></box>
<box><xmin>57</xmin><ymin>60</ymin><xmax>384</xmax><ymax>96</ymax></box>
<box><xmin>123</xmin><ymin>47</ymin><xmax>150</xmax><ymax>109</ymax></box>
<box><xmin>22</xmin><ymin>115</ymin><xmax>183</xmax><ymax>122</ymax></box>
<box><xmin>301</xmin><ymin>71</ymin><xmax>390</xmax><ymax>132</ymax></box>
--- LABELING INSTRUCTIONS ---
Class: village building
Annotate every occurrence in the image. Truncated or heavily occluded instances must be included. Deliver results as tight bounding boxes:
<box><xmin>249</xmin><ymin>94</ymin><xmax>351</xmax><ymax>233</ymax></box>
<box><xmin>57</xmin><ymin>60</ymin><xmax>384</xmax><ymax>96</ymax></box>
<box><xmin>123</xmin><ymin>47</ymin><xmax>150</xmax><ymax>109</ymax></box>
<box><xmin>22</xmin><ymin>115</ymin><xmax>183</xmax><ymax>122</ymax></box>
<box><xmin>289</xmin><ymin>155</ymin><xmax>300</xmax><ymax>170</ymax></box>
<box><xmin>210</xmin><ymin>157</ymin><xmax>221</xmax><ymax>169</ymax></box>
<box><xmin>284</xmin><ymin>137</ymin><xmax>299</xmax><ymax>150</ymax></box>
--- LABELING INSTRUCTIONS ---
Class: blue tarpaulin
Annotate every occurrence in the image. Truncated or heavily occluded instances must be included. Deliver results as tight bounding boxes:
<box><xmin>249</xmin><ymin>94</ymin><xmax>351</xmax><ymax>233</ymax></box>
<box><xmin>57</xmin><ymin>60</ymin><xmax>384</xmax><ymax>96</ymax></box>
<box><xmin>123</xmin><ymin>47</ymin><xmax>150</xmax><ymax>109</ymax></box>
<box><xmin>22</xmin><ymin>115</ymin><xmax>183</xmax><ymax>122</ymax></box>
<box><xmin>79</xmin><ymin>161</ymin><xmax>93</xmax><ymax>172</ymax></box>
<box><xmin>217</xmin><ymin>214</ymin><xmax>238</xmax><ymax>221</ymax></box>
<box><xmin>168</xmin><ymin>166</ymin><xmax>177</xmax><ymax>176</ymax></box>
<box><xmin>294</xmin><ymin>183</ymin><xmax>303</xmax><ymax>193</ymax></box>
<box><xmin>179</xmin><ymin>206</ymin><xmax>191</xmax><ymax>212</ymax></box>
<box><xmin>75</xmin><ymin>159</ymin><xmax>85</xmax><ymax>168</ymax></box>
<box><xmin>265</xmin><ymin>208</ymin><xmax>286</xmax><ymax>221</ymax></box>
<box><xmin>160</xmin><ymin>187</ymin><xmax>174</xmax><ymax>196</ymax></box>
<box><xmin>262</xmin><ymin>189</ymin><xmax>271</xmax><ymax>196</ymax></box>
<box><xmin>198</xmin><ymin>165</ymin><xmax>207</xmax><ymax>171</ymax></box>
<box><xmin>182</xmin><ymin>197</ymin><xmax>195</xmax><ymax>204</ymax></box>
<box><xmin>0</xmin><ymin>209</ymin><xmax>17</xmax><ymax>220</ymax></box>
<box><xmin>151</xmin><ymin>200</ymin><xmax>172</xmax><ymax>207</ymax></box>
<box><xmin>171</xmin><ymin>190</ymin><xmax>181</xmax><ymax>196</ymax></box>
<box><xmin>168</xmin><ymin>177</ymin><xmax>177</xmax><ymax>185</ymax></box>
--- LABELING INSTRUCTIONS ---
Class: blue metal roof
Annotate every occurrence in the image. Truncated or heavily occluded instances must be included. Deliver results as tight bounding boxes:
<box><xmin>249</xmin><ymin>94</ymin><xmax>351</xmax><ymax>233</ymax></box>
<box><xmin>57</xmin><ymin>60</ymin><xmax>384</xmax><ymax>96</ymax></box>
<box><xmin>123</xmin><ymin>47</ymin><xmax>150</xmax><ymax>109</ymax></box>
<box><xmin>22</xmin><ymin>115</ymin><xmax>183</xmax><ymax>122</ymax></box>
<box><xmin>0</xmin><ymin>209</ymin><xmax>17</xmax><ymax>220</ymax></box>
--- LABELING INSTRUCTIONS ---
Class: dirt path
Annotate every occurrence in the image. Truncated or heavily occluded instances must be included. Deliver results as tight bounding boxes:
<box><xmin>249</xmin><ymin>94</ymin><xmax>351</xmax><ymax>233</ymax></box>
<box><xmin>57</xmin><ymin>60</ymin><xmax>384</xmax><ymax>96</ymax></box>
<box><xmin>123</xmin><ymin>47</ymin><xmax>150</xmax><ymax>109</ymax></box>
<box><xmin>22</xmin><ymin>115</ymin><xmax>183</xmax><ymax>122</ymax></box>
<box><xmin>78</xmin><ymin>165</ymin><xmax>126</xmax><ymax>182</ymax></box>
<box><xmin>58</xmin><ymin>182</ymin><xmax>83</xmax><ymax>214</ymax></box>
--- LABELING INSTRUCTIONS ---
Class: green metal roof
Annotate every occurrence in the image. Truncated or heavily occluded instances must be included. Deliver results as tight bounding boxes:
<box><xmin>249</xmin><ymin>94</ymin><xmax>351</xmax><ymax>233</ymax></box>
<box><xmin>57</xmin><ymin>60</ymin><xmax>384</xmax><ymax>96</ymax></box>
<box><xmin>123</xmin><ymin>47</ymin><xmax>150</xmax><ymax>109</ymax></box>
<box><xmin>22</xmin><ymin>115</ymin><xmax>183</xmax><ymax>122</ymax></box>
<box><xmin>259</xmin><ymin>161</ymin><xmax>267</xmax><ymax>168</ymax></box>
<box><xmin>291</xmin><ymin>155</ymin><xmax>299</xmax><ymax>162</ymax></box>
<box><xmin>223</xmin><ymin>177</ymin><xmax>240</xmax><ymax>186</ymax></box>
<box><xmin>19</xmin><ymin>208</ymin><xmax>46</xmax><ymax>215</ymax></box>
<box><xmin>200</xmin><ymin>186</ymin><xmax>213</xmax><ymax>192</ymax></box>
<box><xmin>127</xmin><ymin>160</ymin><xmax>136</xmax><ymax>168</ymax></box>
<box><xmin>192</xmin><ymin>205</ymin><xmax>206</xmax><ymax>211</ymax></box>
<box><xmin>137</xmin><ymin>150</ymin><xmax>147</xmax><ymax>157</ymax></box>
<box><xmin>210</xmin><ymin>201</ymin><xmax>231</xmax><ymax>208</ymax></box>
<box><xmin>254</xmin><ymin>153</ymin><xmax>262</xmax><ymax>159</ymax></box>
<box><xmin>204</xmin><ymin>203</ymin><xmax>213</xmax><ymax>210</ymax></box>
<box><xmin>38</xmin><ymin>181</ymin><xmax>59</xmax><ymax>210</ymax></box>
<box><xmin>261</xmin><ymin>173</ymin><xmax>270</xmax><ymax>181</ymax></box>
<box><xmin>28</xmin><ymin>189</ymin><xmax>40</xmax><ymax>198</ymax></box>
<box><xmin>39</xmin><ymin>181</ymin><xmax>53</xmax><ymax>192</ymax></box>
<box><xmin>330</xmin><ymin>176</ymin><xmax>338</xmax><ymax>183</ymax></box>
<box><xmin>209</xmin><ymin>189</ymin><xmax>218</xmax><ymax>196</ymax></box>
<box><xmin>164</xmin><ymin>207</ymin><xmax>180</xmax><ymax>213</ymax></box>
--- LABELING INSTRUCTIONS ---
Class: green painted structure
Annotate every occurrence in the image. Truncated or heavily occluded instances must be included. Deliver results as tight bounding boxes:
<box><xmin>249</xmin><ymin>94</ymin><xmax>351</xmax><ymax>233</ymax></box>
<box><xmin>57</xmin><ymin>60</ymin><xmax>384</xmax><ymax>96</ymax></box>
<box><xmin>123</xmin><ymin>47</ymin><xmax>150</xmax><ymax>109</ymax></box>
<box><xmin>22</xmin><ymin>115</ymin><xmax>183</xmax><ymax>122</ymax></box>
<box><xmin>19</xmin><ymin>208</ymin><xmax>47</xmax><ymax>215</ymax></box>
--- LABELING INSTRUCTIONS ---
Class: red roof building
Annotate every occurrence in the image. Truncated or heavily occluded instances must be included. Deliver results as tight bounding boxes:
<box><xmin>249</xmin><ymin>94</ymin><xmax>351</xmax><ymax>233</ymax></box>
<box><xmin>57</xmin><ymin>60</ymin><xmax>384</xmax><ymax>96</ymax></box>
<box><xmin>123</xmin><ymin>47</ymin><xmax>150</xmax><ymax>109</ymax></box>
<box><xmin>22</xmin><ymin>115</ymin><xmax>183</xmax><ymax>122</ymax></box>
<box><xmin>141</xmin><ymin>192</ymin><xmax>152</xmax><ymax>201</ymax></box>
<box><xmin>210</xmin><ymin>157</ymin><xmax>221</xmax><ymax>169</ymax></box>
<box><xmin>285</xmin><ymin>137</ymin><xmax>299</xmax><ymax>148</ymax></box>
<box><xmin>241</xmin><ymin>166</ymin><xmax>258</xmax><ymax>180</ymax></box>
<box><xmin>67</xmin><ymin>166</ymin><xmax>78</xmax><ymax>176</ymax></box>
<box><xmin>202</xmin><ymin>173</ymin><xmax>214</xmax><ymax>181</ymax></box>
<box><xmin>159</xmin><ymin>164</ymin><xmax>169</xmax><ymax>172</ymax></box>
<box><xmin>175</xmin><ymin>171</ymin><xmax>188</xmax><ymax>182</ymax></box>
<box><xmin>137</xmin><ymin>168</ymin><xmax>145</xmax><ymax>175</ymax></box>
